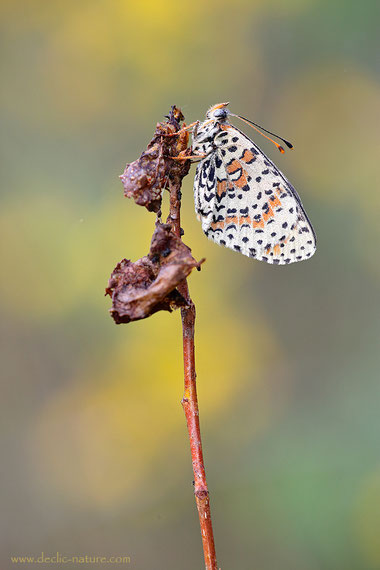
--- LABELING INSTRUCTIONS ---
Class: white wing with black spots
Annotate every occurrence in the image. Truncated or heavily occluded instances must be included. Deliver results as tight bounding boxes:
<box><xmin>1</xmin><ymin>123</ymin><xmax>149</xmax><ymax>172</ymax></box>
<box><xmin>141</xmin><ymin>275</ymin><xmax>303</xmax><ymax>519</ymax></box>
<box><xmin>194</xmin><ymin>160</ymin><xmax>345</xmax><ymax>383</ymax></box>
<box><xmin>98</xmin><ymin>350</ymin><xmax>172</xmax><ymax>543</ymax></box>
<box><xmin>192</xmin><ymin>111</ymin><xmax>316</xmax><ymax>265</ymax></box>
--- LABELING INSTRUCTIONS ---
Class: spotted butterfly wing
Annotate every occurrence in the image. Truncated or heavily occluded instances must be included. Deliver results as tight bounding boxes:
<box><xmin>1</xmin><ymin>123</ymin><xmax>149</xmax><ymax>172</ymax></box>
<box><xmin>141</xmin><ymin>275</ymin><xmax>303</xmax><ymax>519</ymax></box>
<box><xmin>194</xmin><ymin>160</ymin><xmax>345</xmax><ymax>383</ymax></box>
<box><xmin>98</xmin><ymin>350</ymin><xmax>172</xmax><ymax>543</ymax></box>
<box><xmin>192</xmin><ymin>106</ymin><xmax>316</xmax><ymax>265</ymax></box>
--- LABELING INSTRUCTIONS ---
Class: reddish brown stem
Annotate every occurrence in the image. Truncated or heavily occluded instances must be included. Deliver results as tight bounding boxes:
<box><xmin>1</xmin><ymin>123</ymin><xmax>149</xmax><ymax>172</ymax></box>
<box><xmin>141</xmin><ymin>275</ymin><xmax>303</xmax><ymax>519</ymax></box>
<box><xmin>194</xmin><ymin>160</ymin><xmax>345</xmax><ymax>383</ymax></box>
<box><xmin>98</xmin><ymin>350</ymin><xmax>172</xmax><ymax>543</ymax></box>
<box><xmin>168</xmin><ymin>179</ymin><xmax>218</xmax><ymax>570</ymax></box>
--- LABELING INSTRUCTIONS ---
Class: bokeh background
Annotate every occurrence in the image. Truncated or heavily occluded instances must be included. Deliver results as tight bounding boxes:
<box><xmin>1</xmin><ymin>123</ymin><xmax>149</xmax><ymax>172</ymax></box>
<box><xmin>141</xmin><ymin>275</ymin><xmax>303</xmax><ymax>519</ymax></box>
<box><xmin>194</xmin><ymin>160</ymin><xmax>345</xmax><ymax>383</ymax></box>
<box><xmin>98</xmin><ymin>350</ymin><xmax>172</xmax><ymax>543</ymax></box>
<box><xmin>1</xmin><ymin>1</ymin><xmax>380</xmax><ymax>569</ymax></box>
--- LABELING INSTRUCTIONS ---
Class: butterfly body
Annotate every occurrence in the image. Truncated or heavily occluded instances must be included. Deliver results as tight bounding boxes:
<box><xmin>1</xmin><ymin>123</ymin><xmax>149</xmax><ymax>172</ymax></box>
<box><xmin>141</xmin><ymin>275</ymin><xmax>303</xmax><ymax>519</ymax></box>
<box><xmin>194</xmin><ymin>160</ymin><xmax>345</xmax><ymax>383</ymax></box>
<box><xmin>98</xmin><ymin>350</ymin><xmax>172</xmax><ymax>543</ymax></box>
<box><xmin>191</xmin><ymin>103</ymin><xmax>316</xmax><ymax>264</ymax></box>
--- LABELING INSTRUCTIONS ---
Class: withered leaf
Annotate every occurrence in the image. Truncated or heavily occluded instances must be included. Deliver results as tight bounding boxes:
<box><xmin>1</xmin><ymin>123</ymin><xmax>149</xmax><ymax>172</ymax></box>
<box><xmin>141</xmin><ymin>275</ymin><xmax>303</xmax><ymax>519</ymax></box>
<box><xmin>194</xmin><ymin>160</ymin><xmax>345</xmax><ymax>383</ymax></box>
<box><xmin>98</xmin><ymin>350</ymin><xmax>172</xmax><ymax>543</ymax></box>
<box><xmin>120</xmin><ymin>106</ymin><xmax>190</xmax><ymax>213</ymax></box>
<box><xmin>106</xmin><ymin>223</ymin><xmax>202</xmax><ymax>324</ymax></box>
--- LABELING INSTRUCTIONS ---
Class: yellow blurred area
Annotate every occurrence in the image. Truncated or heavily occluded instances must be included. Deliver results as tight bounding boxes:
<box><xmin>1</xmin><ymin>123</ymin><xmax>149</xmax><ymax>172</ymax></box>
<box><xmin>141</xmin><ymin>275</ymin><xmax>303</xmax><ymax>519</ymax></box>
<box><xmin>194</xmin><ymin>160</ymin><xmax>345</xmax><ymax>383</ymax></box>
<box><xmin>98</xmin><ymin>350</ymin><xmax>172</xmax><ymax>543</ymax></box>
<box><xmin>0</xmin><ymin>193</ymin><xmax>153</xmax><ymax>320</ymax></box>
<box><xmin>31</xmin><ymin>265</ymin><xmax>276</xmax><ymax>507</ymax></box>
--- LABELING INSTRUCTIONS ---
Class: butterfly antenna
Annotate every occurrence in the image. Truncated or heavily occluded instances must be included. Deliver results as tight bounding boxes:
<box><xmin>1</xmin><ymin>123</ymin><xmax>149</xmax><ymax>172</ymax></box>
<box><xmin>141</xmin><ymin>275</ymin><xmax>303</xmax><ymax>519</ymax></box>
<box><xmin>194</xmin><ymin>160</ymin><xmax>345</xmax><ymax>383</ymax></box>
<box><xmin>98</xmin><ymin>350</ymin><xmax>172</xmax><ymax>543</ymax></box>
<box><xmin>230</xmin><ymin>113</ymin><xmax>293</xmax><ymax>154</ymax></box>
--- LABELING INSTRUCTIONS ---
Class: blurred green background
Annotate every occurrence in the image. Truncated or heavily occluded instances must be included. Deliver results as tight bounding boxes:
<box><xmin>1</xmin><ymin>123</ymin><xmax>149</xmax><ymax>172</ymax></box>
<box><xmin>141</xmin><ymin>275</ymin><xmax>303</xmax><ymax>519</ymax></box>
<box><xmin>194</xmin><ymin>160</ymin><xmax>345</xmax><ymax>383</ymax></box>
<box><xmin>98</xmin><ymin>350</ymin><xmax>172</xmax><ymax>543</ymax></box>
<box><xmin>1</xmin><ymin>1</ymin><xmax>380</xmax><ymax>568</ymax></box>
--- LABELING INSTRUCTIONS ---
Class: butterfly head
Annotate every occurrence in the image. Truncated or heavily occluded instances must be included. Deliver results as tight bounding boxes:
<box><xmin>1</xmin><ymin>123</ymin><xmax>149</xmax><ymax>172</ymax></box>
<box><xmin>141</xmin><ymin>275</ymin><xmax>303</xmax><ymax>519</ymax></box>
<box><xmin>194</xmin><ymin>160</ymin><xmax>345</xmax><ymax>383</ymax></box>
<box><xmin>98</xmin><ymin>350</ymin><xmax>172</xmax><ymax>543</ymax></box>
<box><xmin>206</xmin><ymin>102</ymin><xmax>230</xmax><ymax>122</ymax></box>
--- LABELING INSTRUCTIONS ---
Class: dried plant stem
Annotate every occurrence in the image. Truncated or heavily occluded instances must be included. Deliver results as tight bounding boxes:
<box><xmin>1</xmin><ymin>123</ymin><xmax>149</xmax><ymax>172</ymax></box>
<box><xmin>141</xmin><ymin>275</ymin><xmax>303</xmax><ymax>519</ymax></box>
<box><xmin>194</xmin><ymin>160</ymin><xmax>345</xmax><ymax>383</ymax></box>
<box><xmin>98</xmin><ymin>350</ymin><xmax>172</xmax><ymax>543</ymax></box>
<box><xmin>168</xmin><ymin>180</ymin><xmax>218</xmax><ymax>570</ymax></box>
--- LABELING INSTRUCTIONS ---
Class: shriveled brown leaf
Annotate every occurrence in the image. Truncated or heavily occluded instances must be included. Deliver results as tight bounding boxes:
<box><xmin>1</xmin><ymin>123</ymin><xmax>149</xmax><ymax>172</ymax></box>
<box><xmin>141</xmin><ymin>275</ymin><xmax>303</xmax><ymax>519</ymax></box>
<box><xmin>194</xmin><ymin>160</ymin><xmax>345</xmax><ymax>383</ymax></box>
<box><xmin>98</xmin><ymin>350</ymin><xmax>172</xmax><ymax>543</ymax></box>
<box><xmin>106</xmin><ymin>223</ymin><xmax>203</xmax><ymax>324</ymax></box>
<box><xmin>119</xmin><ymin>106</ymin><xmax>191</xmax><ymax>213</ymax></box>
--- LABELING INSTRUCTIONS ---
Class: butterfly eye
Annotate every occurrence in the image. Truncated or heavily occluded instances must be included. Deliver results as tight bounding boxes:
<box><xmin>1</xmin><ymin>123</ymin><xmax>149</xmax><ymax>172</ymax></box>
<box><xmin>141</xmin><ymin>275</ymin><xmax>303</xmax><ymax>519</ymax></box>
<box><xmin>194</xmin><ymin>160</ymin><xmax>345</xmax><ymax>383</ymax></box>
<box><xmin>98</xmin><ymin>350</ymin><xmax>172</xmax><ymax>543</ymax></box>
<box><xmin>213</xmin><ymin>108</ymin><xmax>227</xmax><ymax>120</ymax></box>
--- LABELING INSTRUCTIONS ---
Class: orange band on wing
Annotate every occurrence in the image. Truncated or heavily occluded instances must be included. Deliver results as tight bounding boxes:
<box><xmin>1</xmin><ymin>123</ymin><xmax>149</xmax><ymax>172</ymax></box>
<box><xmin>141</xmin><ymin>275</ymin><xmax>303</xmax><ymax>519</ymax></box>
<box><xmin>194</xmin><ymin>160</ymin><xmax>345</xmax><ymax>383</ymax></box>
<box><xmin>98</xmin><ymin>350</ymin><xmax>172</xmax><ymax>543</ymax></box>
<box><xmin>226</xmin><ymin>160</ymin><xmax>241</xmax><ymax>175</ymax></box>
<box><xmin>210</xmin><ymin>215</ymin><xmax>238</xmax><ymax>231</ymax></box>
<box><xmin>234</xmin><ymin>170</ymin><xmax>248</xmax><ymax>188</ymax></box>
<box><xmin>269</xmin><ymin>195</ymin><xmax>281</xmax><ymax>208</ymax></box>
<box><xmin>252</xmin><ymin>218</ymin><xmax>264</xmax><ymax>229</ymax></box>
<box><xmin>241</xmin><ymin>149</ymin><xmax>255</xmax><ymax>163</ymax></box>
<box><xmin>262</xmin><ymin>207</ymin><xmax>274</xmax><ymax>222</ymax></box>
<box><xmin>217</xmin><ymin>180</ymin><xmax>227</xmax><ymax>197</ymax></box>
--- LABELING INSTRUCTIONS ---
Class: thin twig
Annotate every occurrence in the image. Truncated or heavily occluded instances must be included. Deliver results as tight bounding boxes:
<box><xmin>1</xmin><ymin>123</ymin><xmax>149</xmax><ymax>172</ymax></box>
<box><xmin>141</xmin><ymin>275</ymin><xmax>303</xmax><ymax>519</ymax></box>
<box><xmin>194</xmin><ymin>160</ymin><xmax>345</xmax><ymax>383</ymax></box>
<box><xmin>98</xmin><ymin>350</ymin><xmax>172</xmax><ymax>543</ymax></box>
<box><xmin>112</xmin><ymin>105</ymin><xmax>218</xmax><ymax>568</ymax></box>
<box><xmin>168</xmin><ymin>178</ymin><xmax>218</xmax><ymax>570</ymax></box>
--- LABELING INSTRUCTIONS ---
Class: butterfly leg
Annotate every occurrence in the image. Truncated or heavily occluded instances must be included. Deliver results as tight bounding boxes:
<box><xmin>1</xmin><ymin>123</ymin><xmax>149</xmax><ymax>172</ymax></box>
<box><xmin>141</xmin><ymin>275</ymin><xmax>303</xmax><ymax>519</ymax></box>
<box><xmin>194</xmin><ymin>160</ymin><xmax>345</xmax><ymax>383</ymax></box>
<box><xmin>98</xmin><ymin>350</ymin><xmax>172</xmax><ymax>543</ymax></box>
<box><xmin>171</xmin><ymin>151</ymin><xmax>207</xmax><ymax>162</ymax></box>
<box><xmin>163</xmin><ymin>121</ymin><xmax>200</xmax><ymax>137</ymax></box>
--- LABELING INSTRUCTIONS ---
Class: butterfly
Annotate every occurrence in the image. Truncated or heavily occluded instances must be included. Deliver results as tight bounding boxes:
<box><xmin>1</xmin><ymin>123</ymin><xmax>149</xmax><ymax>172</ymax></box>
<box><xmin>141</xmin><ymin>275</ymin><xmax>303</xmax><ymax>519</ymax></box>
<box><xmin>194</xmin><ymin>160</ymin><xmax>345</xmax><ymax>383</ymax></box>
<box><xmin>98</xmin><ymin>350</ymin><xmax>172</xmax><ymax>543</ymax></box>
<box><xmin>190</xmin><ymin>102</ymin><xmax>316</xmax><ymax>264</ymax></box>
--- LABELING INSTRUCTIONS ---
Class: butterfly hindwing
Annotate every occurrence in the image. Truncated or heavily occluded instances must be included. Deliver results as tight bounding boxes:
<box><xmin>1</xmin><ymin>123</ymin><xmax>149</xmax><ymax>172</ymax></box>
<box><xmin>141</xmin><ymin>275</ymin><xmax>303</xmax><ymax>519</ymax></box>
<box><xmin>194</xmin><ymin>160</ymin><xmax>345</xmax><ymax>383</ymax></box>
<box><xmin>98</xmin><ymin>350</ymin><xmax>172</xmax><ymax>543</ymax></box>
<box><xmin>193</xmin><ymin>123</ymin><xmax>316</xmax><ymax>264</ymax></box>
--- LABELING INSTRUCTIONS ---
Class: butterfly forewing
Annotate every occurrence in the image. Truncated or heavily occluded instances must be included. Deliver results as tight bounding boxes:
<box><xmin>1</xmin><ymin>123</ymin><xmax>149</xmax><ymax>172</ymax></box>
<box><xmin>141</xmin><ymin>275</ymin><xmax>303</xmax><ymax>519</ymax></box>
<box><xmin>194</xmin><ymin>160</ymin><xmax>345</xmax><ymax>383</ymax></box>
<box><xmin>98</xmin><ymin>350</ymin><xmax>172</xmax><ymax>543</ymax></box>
<box><xmin>192</xmin><ymin>118</ymin><xmax>316</xmax><ymax>265</ymax></box>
